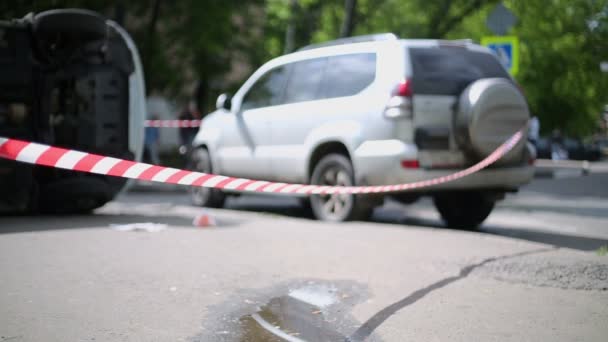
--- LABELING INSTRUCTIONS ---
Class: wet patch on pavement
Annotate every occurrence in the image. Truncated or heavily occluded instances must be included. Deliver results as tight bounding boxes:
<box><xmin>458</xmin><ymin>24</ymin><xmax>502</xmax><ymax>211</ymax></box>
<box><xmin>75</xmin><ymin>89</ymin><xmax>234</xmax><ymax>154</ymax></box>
<box><xmin>190</xmin><ymin>279</ymin><xmax>380</xmax><ymax>342</ymax></box>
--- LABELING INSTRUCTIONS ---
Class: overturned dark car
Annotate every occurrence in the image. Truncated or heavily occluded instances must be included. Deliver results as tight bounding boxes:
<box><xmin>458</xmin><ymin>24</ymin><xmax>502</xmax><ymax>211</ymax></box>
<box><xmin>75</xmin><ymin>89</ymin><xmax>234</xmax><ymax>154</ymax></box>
<box><xmin>0</xmin><ymin>9</ymin><xmax>145</xmax><ymax>214</ymax></box>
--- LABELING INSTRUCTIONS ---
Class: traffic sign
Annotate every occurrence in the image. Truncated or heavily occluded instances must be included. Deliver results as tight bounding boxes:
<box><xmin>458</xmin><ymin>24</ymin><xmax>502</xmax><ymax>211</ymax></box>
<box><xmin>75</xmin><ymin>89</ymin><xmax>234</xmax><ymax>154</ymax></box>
<box><xmin>486</xmin><ymin>3</ymin><xmax>517</xmax><ymax>35</ymax></box>
<box><xmin>481</xmin><ymin>36</ymin><xmax>519</xmax><ymax>76</ymax></box>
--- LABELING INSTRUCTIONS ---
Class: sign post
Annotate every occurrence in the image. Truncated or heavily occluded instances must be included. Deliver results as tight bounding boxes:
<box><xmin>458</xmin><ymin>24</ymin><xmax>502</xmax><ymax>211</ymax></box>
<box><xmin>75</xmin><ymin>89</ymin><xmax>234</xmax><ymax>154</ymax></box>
<box><xmin>484</xmin><ymin>3</ymin><xmax>519</xmax><ymax>76</ymax></box>
<box><xmin>481</xmin><ymin>36</ymin><xmax>520</xmax><ymax>76</ymax></box>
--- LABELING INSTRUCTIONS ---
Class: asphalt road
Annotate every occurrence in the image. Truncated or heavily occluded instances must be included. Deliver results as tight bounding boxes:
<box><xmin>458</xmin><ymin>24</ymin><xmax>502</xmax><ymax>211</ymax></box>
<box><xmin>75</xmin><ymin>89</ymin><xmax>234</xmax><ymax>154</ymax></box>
<box><xmin>1</xmin><ymin>174</ymin><xmax>607</xmax><ymax>342</ymax></box>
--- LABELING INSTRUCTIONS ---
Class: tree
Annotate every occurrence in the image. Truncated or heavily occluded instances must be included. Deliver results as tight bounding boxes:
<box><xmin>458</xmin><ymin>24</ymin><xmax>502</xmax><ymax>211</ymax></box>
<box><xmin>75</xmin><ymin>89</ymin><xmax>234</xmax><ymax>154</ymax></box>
<box><xmin>448</xmin><ymin>0</ymin><xmax>608</xmax><ymax>135</ymax></box>
<box><xmin>284</xmin><ymin>0</ymin><xmax>299</xmax><ymax>53</ymax></box>
<box><xmin>340</xmin><ymin>0</ymin><xmax>357</xmax><ymax>37</ymax></box>
<box><xmin>3</xmin><ymin>0</ymin><xmax>604</xmax><ymax>134</ymax></box>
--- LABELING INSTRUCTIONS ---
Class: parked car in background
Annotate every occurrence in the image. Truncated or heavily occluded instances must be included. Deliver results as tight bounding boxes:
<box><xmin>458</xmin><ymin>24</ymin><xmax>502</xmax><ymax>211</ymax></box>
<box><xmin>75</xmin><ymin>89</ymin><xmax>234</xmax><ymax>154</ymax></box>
<box><xmin>536</xmin><ymin>137</ymin><xmax>602</xmax><ymax>161</ymax></box>
<box><xmin>190</xmin><ymin>34</ymin><xmax>534</xmax><ymax>228</ymax></box>
<box><xmin>590</xmin><ymin>137</ymin><xmax>608</xmax><ymax>160</ymax></box>
<box><xmin>0</xmin><ymin>9</ymin><xmax>146</xmax><ymax>214</ymax></box>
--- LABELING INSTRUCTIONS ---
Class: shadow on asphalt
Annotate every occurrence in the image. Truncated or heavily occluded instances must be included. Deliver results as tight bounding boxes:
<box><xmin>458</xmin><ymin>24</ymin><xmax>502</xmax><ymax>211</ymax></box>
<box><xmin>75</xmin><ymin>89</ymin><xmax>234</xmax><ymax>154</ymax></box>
<box><xmin>479</xmin><ymin>226</ymin><xmax>608</xmax><ymax>251</ymax></box>
<box><xmin>398</xmin><ymin>215</ymin><xmax>607</xmax><ymax>252</ymax></box>
<box><xmin>226</xmin><ymin>198</ymin><xmax>608</xmax><ymax>252</ymax></box>
<box><xmin>523</xmin><ymin>173</ymin><xmax>608</xmax><ymax>198</ymax></box>
<box><xmin>3</xmin><ymin>188</ymin><xmax>606</xmax><ymax>251</ymax></box>
<box><xmin>498</xmin><ymin>203</ymin><xmax>608</xmax><ymax>219</ymax></box>
<box><xmin>0</xmin><ymin>213</ymin><xmax>242</xmax><ymax>234</ymax></box>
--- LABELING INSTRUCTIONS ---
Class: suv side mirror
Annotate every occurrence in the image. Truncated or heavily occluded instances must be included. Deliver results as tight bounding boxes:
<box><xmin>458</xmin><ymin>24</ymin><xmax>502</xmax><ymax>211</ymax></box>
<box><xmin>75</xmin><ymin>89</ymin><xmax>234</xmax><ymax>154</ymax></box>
<box><xmin>216</xmin><ymin>93</ymin><xmax>232</xmax><ymax>111</ymax></box>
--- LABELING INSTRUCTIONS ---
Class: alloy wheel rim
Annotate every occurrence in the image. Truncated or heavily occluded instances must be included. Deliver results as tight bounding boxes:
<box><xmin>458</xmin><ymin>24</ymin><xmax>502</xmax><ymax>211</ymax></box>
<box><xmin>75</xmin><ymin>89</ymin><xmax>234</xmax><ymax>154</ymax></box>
<box><xmin>318</xmin><ymin>166</ymin><xmax>353</xmax><ymax>219</ymax></box>
<box><xmin>191</xmin><ymin>154</ymin><xmax>211</xmax><ymax>204</ymax></box>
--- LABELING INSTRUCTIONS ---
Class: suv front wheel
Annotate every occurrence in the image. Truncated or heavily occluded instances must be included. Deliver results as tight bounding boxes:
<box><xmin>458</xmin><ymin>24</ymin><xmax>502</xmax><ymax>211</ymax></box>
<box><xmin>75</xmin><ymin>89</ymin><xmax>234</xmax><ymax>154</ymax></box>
<box><xmin>189</xmin><ymin>148</ymin><xmax>225</xmax><ymax>208</ymax></box>
<box><xmin>433</xmin><ymin>192</ymin><xmax>495</xmax><ymax>229</ymax></box>
<box><xmin>309</xmin><ymin>154</ymin><xmax>373</xmax><ymax>222</ymax></box>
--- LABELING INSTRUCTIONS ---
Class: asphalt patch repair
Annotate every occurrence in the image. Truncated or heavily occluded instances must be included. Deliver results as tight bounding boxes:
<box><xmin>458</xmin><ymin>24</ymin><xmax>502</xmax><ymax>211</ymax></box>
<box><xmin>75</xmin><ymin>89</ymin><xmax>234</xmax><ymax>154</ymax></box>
<box><xmin>473</xmin><ymin>252</ymin><xmax>608</xmax><ymax>291</ymax></box>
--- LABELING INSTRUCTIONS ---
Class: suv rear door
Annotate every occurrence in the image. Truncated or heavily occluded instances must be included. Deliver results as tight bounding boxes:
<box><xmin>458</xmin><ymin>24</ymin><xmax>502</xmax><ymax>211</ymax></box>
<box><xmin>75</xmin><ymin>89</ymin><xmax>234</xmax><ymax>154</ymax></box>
<box><xmin>408</xmin><ymin>45</ymin><xmax>510</xmax><ymax>167</ymax></box>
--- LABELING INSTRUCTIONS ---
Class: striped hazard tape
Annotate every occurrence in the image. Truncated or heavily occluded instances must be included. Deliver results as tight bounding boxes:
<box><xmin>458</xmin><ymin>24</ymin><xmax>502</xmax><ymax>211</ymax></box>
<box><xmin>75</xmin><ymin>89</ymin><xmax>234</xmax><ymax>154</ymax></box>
<box><xmin>0</xmin><ymin>130</ymin><xmax>523</xmax><ymax>195</ymax></box>
<box><xmin>145</xmin><ymin>120</ymin><xmax>201</xmax><ymax>128</ymax></box>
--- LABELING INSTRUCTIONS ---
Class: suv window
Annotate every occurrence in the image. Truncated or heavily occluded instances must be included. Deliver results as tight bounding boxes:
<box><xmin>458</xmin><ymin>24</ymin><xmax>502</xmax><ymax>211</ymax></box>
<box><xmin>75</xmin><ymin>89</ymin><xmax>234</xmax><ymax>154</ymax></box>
<box><xmin>241</xmin><ymin>66</ymin><xmax>289</xmax><ymax>110</ymax></box>
<box><xmin>284</xmin><ymin>57</ymin><xmax>327</xmax><ymax>104</ymax></box>
<box><xmin>409</xmin><ymin>47</ymin><xmax>509</xmax><ymax>96</ymax></box>
<box><xmin>321</xmin><ymin>53</ymin><xmax>376</xmax><ymax>99</ymax></box>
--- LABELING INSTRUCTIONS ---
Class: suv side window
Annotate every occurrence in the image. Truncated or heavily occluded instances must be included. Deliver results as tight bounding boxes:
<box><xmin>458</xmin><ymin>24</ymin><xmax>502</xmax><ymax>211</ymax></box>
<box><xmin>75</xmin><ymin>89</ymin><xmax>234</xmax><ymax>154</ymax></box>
<box><xmin>321</xmin><ymin>53</ymin><xmax>376</xmax><ymax>99</ymax></box>
<box><xmin>241</xmin><ymin>66</ymin><xmax>289</xmax><ymax>110</ymax></box>
<box><xmin>283</xmin><ymin>57</ymin><xmax>327</xmax><ymax>104</ymax></box>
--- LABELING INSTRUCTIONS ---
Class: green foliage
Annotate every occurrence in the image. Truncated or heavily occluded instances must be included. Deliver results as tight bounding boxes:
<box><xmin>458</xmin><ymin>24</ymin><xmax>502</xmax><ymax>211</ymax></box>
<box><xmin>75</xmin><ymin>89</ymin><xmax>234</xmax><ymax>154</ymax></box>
<box><xmin>264</xmin><ymin>0</ymin><xmax>607</xmax><ymax>136</ymax></box>
<box><xmin>509</xmin><ymin>0</ymin><xmax>608</xmax><ymax>136</ymax></box>
<box><xmin>1</xmin><ymin>0</ymin><xmax>606</xmax><ymax>134</ymax></box>
<box><xmin>449</xmin><ymin>0</ymin><xmax>608</xmax><ymax>136</ymax></box>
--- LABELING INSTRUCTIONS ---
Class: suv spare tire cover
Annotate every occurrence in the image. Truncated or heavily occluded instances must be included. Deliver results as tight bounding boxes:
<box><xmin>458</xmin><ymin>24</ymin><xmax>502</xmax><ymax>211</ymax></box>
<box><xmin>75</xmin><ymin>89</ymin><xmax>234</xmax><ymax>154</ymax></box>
<box><xmin>33</xmin><ymin>9</ymin><xmax>107</xmax><ymax>43</ymax></box>
<box><xmin>455</xmin><ymin>78</ymin><xmax>529</xmax><ymax>164</ymax></box>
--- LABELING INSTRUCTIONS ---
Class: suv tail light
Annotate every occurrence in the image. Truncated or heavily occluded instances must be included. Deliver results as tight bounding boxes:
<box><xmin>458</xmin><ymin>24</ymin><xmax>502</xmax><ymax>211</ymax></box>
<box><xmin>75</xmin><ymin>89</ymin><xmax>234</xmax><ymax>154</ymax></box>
<box><xmin>384</xmin><ymin>79</ymin><xmax>413</xmax><ymax>119</ymax></box>
<box><xmin>396</xmin><ymin>79</ymin><xmax>412</xmax><ymax>97</ymax></box>
<box><xmin>401</xmin><ymin>159</ymin><xmax>420</xmax><ymax>169</ymax></box>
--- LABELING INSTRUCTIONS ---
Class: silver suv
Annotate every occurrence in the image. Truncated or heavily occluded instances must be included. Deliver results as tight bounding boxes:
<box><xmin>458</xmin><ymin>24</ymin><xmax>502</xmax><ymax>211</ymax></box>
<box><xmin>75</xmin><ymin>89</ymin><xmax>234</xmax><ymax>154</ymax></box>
<box><xmin>191</xmin><ymin>34</ymin><xmax>534</xmax><ymax>228</ymax></box>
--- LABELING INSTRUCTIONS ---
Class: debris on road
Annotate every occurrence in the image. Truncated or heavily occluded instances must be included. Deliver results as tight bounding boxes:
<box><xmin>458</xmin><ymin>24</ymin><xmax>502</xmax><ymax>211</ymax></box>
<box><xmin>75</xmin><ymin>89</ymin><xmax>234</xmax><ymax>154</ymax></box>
<box><xmin>110</xmin><ymin>222</ymin><xmax>168</xmax><ymax>232</ymax></box>
<box><xmin>193</xmin><ymin>212</ymin><xmax>217</xmax><ymax>228</ymax></box>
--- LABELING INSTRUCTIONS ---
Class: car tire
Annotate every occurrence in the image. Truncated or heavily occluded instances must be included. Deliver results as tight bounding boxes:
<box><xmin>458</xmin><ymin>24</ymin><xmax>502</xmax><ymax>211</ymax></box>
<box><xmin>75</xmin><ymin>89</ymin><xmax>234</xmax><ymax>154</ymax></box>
<box><xmin>189</xmin><ymin>148</ymin><xmax>225</xmax><ymax>208</ymax></box>
<box><xmin>309</xmin><ymin>154</ymin><xmax>373</xmax><ymax>222</ymax></box>
<box><xmin>433</xmin><ymin>192</ymin><xmax>495</xmax><ymax>229</ymax></box>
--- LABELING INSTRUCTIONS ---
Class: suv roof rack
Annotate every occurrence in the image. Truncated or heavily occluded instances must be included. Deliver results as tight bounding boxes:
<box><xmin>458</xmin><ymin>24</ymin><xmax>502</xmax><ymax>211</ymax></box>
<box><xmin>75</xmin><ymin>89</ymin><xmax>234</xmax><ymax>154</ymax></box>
<box><xmin>438</xmin><ymin>38</ymin><xmax>474</xmax><ymax>47</ymax></box>
<box><xmin>298</xmin><ymin>33</ymin><xmax>398</xmax><ymax>51</ymax></box>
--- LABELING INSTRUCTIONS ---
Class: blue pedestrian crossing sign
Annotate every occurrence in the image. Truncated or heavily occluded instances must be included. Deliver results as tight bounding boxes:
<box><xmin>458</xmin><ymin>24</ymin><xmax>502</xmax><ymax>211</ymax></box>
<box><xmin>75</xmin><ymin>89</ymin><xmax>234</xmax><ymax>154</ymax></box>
<box><xmin>481</xmin><ymin>36</ymin><xmax>519</xmax><ymax>76</ymax></box>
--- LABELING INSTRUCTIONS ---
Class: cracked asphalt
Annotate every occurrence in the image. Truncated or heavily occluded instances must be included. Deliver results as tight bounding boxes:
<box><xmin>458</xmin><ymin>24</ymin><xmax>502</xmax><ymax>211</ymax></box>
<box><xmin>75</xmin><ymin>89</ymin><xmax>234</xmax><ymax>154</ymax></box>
<box><xmin>0</xmin><ymin>174</ymin><xmax>607</xmax><ymax>341</ymax></box>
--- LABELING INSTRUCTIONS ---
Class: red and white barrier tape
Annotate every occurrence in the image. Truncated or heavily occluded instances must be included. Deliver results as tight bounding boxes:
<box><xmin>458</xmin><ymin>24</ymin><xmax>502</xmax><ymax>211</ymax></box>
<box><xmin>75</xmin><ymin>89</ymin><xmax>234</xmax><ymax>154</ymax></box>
<box><xmin>145</xmin><ymin>120</ymin><xmax>202</xmax><ymax>128</ymax></box>
<box><xmin>0</xmin><ymin>130</ymin><xmax>523</xmax><ymax>195</ymax></box>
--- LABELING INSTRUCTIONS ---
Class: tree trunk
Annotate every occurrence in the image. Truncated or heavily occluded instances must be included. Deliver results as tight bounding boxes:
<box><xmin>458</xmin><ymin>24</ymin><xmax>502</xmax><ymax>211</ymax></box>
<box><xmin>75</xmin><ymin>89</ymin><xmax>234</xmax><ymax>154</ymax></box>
<box><xmin>284</xmin><ymin>0</ymin><xmax>298</xmax><ymax>53</ymax></box>
<box><xmin>340</xmin><ymin>0</ymin><xmax>357</xmax><ymax>38</ymax></box>
<box><xmin>113</xmin><ymin>4</ymin><xmax>125</xmax><ymax>26</ymax></box>
<box><xmin>148</xmin><ymin>0</ymin><xmax>162</xmax><ymax>36</ymax></box>
<box><xmin>143</xmin><ymin>0</ymin><xmax>162</xmax><ymax>93</ymax></box>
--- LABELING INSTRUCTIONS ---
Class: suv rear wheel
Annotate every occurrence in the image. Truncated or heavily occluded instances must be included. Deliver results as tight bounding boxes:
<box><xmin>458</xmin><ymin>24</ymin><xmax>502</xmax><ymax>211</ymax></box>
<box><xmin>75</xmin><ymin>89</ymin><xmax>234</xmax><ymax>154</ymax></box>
<box><xmin>433</xmin><ymin>192</ymin><xmax>495</xmax><ymax>229</ymax></box>
<box><xmin>309</xmin><ymin>154</ymin><xmax>373</xmax><ymax>222</ymax></box>
<box><xmin>189</xmin><ymin>148</ymin><xmax>225</xmax><ymax>208</ymax></box>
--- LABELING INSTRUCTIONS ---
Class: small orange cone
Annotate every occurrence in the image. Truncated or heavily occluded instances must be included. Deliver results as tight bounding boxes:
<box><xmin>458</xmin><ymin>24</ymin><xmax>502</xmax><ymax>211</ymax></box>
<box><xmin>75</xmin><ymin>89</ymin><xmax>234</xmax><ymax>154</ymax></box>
<box><xmin>193</xmin><ymin>212</ymin><xmax>217</xmax><ymax>228</ymax></box>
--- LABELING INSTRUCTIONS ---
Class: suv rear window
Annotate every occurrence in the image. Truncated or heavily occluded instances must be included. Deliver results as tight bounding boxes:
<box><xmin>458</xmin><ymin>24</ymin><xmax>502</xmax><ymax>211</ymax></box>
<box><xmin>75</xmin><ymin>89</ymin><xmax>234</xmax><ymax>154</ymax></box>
<box><xmin>409</xmin><ymin>47</ymin><xmax>509</xmax><ymax>96</ymax></box>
